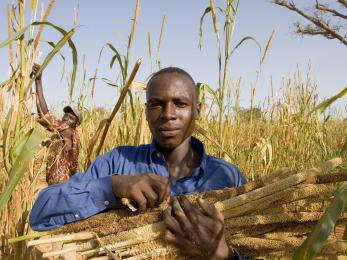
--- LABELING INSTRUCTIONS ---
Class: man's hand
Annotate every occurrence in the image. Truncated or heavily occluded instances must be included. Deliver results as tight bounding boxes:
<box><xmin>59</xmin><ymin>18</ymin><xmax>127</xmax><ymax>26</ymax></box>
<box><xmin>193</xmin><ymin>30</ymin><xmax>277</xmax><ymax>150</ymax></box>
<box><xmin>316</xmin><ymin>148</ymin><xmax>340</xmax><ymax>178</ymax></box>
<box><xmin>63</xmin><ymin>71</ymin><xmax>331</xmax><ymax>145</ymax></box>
<box><xmin>163</xmin><ymin>196</ymin><xmax>234</xmax><ymax>260</ymax></box>
<box><xmin>31</xmin><ymin>63</ymin><xmax>42</xmax><ymax>80</ymax></box>
<box><xmin>111</xmin><ymin>173</ymin><xmax>171</xmax><ymax>211</ymax></box>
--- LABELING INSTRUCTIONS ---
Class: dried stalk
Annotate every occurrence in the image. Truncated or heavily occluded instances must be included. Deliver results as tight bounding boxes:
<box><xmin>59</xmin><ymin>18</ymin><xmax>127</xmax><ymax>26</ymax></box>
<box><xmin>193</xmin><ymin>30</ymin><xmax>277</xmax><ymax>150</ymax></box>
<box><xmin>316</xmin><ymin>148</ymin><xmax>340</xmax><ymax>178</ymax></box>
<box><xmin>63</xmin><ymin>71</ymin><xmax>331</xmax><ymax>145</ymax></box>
<box><xmin>214</xmin><ymin>158</ymin><xmax>341</xmax><ymax>212</ymax></box>
<box><xmin>225</xmin><ymin>212</ymin><xmax>330</xmax><ymax>228</ymax></box>
<box><xmin>33</xmin><ymin>0</ymin><xmax>56</xmax><ymax>52</ymax></box>
<box><xmin>86</xmin><ymin>59</ymin><xmax>142</xmax><ymax>167</ymax></box>
<box><xmin>7</xmin><ymin>4</ymin><xmax>14</xmax><ymax>68</ymax></box>
<box><xmin>93</xmin><ymin>232</ymin><xmax>118</xmax><ymax>260</ymax></box>
<box><xmin>224</xmin><ymin>184</ymin><xmax>334</xmax><ymax>218</ymax></box>
<box><xmin>42</xmin><ymin>246</ymin><xmax>77</xmax><ymax>258</ymax></box>
<box><xmin>229</xmin><ymin>236</ymin><xmax>302</xmax><ymax>251</ymax></box>
<box><xmin>27</xmin><ymin>231</ymin><xmax>94</xmax><ymax>246</ymax></box>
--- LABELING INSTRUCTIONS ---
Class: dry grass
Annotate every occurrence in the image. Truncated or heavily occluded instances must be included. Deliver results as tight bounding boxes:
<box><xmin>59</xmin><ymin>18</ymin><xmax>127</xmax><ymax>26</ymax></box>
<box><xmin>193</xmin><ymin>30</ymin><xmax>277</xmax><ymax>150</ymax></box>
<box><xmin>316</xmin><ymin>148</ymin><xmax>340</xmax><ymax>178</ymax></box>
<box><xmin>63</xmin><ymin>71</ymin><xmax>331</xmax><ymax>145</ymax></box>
<box><xmin>2</xmin><ymin>40</ymin><xmax>347</xmax><ymax>260</ymax></box>
<box><xmin>1</xmin><ymin>0</ymin><xmax>347</xmax><ymax>258</ymax></box>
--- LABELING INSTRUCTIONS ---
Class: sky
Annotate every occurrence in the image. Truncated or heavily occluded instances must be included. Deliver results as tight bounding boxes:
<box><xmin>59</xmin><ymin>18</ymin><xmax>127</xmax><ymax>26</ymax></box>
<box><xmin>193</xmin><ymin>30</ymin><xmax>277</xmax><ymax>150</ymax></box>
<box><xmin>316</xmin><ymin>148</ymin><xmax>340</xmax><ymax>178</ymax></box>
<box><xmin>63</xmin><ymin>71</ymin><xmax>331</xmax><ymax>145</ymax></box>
<box><xmin>1</xmin><ymin>0</ymin><xmax>347</xmax><ymax>112</ymax></box>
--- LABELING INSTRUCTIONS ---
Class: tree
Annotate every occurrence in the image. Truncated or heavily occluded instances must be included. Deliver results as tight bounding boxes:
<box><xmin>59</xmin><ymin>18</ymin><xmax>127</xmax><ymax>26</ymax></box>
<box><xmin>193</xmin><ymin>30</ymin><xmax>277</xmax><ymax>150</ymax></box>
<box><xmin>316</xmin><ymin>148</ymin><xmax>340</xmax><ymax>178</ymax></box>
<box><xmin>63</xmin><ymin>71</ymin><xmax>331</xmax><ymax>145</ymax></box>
<box><xmin>273</xmin><ymin>0</ymin><xmax>347</xmax><ymax>46</ymax></box>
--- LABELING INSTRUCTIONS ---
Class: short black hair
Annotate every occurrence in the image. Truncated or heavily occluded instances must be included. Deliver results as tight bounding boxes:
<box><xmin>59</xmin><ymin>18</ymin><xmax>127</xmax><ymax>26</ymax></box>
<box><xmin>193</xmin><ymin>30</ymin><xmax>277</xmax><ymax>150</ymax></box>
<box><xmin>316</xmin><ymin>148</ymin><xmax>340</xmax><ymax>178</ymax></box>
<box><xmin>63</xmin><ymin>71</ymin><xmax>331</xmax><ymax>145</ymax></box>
<box><xmin>147</xmin><ymin>67</ymin><xmax>195</xmax><ymax>87</ymax></box>
<box><xmin>146</xmin><ymin>67</ymin><xmax>198</xmax><ymax>102</ymax></box>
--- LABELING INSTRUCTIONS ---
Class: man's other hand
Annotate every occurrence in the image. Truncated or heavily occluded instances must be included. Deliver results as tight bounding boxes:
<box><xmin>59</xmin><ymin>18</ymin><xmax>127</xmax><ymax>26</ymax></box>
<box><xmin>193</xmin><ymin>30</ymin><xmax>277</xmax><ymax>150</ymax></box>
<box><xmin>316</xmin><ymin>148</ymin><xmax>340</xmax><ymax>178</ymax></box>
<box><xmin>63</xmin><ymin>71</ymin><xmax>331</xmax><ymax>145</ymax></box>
<box><xmin>111</xmin><ymin>173</ymin><xmax>171</xmax><ymax>211</ymax></box>
<box><xmin>31</xmin><ymin>63</ymin><xmax>42</xmax><ymax>80</ymax></box>
<box><xmin>164</xmin><ymin>196</ymin><xmax>234</xmax><ymax>259</ymax></box>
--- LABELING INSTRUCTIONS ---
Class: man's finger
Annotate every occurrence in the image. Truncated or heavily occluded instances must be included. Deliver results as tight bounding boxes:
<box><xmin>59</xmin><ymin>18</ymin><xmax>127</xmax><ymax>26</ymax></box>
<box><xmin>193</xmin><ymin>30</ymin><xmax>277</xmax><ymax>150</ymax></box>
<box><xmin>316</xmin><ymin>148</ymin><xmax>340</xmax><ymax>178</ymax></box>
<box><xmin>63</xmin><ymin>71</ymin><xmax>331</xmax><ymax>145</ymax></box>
<box><xmin>164</xmin><ymin>229</ymin><xmax>189</xmax><ymax>247</ymax></box>
<box><xmin>159</xmin><ymin>182</ymin><xmax>171</xmax><ymax>202</ymax></box>
<box><xmin>198</xmin><ymin>198</ymin><xmax>223</xmax><ymax>221</ymax></box>
<box><xmin>164</xmin><ymin>230</ymin><xmax>196</xmax><ymax>252</ymax></box>
<box><xmin>163</xmin><ymin>206</ymin><xmax>185</xmax><ymax>237</ymax></box>
<box><xmin>150</xmin><ymin>178</ymin><xmax>171</xmax><ymax>202</ymax></box>
<box><xmin>172</xmin><ymin>198</ymin><xmax>199</xmax><ymax>241</ymax></box>
<box><xmin>147</xmin><ymin>173</ymin><xmax>168</xmax><ymax>185</ymax></box>
<box><xmin>141</xmin><ymin>185</ymin><xmax>158</xmax><ymax>208</ymax></box>
<box><xmin>131</xmin><ymin>191</ymin><xmax>147</xmax><ymax>211</ymax></box>
<box><xmin>178</xmin><ymin>196</ymin><xmax>202</xmax><ymax>225</ymax></box>
<box><xmin>164</xmin><ymin>230</ymin><xmax>203</xmax><ymax>256</ymax></box>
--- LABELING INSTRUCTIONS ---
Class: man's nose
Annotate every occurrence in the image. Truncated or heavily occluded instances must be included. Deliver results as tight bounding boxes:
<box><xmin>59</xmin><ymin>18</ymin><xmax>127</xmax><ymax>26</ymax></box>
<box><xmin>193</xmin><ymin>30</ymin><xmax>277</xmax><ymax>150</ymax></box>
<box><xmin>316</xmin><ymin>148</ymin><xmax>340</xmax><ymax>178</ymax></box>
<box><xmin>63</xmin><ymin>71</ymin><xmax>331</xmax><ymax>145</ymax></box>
<box><xmin>161</xmin><ymin>103</ymin><xmax>177</xmax><ymax>120</ymax></box>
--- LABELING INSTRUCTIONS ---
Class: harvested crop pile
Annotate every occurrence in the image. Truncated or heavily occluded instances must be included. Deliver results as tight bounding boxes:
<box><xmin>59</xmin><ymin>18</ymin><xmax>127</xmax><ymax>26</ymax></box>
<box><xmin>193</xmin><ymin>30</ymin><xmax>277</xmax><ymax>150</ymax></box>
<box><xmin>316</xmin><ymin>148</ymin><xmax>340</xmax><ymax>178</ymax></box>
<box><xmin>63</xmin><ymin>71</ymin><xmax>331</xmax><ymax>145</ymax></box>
<box><xmin>26</xmin><ymin>158</ymin><xmax>347</xmax><ymax>259</ymax></box>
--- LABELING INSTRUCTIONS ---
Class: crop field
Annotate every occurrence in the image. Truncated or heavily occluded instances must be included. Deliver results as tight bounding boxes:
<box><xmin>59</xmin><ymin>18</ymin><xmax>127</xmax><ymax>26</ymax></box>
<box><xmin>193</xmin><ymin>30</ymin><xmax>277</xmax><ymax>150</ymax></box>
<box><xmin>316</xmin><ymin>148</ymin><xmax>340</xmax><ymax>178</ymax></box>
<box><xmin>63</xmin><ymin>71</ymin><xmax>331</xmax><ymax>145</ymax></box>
<box><xmin>0</xmin><ymin>0</ymin><xmax>347</xmax><ymax>259</ymax></box>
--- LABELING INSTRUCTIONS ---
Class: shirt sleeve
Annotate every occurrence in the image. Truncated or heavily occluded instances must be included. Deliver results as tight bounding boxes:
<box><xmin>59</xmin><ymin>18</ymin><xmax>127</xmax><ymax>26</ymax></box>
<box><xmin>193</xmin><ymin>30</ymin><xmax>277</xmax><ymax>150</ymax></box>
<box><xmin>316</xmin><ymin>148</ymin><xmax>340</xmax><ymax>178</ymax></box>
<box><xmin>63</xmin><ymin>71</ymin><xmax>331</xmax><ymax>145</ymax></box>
<box><xmin>29</xmin><ymin>149</ymin><xmax>122</xmax><ymax>231</ymax></box>
<box><xmin>235</xmin><ymin>166</ymin><xmax>247</xmax><ymax>187</ymax></box>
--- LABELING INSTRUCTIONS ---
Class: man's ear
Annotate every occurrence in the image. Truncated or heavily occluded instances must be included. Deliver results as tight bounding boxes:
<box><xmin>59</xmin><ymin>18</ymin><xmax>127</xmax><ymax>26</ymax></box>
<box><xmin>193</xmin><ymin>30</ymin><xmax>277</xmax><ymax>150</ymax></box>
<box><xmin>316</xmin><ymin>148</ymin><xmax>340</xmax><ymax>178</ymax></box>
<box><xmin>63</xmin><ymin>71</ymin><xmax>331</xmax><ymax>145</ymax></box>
<box><xmin>144</xmin><ymin>103</ymin><xmax>149</xmax><ymax>121</ymax></box>
<box><xmin>195</xmin><ymin>103</ymin><xmax>201</xmax><ymax>120</ymax></box>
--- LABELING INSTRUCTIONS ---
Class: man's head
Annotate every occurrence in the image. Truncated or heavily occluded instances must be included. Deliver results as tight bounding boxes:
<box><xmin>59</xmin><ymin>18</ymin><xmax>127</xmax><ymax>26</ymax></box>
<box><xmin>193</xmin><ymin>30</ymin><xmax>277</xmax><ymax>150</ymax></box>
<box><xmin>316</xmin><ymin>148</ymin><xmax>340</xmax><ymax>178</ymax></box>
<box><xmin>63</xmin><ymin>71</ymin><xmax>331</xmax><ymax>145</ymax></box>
<box><xmin>145</xmin><ymin>67</ymin><xmax>200</xmax><ymax>150</ymax></box>
<box><xmin>62</xmin><ymin>106</ymin><xmax>82</xmax><ymax>128</ymax></box>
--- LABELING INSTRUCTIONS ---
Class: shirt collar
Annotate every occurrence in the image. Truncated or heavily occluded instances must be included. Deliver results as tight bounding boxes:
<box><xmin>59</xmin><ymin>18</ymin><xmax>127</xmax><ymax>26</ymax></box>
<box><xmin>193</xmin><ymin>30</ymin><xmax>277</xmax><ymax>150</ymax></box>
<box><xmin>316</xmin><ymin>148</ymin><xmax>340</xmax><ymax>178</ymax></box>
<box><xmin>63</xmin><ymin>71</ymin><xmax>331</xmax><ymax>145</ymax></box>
<box><xmin>149</xmin><ymin>136</ymin><xmax>207</xmax><ymax>174</ymax></box>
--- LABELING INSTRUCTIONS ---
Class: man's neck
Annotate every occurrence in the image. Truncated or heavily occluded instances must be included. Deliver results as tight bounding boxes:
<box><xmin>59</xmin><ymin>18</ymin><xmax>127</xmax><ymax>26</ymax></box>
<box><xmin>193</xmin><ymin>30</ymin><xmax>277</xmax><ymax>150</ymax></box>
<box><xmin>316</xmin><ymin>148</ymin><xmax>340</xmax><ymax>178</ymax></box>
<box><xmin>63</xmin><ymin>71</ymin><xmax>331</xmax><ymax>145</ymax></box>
<box><xmin>162</xmin><ymin>137</ymin><xmax>191</xmax><ymax>165</ymax></box>
<box><xmin>161</xmin><ymin>137</ymin><xmax>200</xmax><ymax>181</ymax></box>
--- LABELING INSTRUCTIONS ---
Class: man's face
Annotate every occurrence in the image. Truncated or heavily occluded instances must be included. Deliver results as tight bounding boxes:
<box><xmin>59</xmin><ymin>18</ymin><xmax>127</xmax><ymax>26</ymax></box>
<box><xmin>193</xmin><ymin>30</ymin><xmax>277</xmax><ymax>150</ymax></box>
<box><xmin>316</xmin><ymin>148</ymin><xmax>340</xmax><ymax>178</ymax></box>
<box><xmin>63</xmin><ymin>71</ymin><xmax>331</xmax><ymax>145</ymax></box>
<box><xmin>145</xmin><ymin>73</ymin><xmax>200</xmax><ymax>150</ymax></box>
<box><xmin>62</xmin><ymin>112</ymin><xmax>78</xmax><ymax>128</ymax></box>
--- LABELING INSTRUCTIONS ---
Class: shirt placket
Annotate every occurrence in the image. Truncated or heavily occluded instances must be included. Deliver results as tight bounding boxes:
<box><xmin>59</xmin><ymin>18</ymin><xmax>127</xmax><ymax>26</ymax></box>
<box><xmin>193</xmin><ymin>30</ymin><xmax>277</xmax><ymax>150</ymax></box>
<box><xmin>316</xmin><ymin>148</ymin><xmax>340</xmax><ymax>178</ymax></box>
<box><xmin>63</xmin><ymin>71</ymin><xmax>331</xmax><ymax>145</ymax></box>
<box><xmin>152</xmin><ymin>151</ymin><xmax>170</xmax><ymax>179</ymax></box>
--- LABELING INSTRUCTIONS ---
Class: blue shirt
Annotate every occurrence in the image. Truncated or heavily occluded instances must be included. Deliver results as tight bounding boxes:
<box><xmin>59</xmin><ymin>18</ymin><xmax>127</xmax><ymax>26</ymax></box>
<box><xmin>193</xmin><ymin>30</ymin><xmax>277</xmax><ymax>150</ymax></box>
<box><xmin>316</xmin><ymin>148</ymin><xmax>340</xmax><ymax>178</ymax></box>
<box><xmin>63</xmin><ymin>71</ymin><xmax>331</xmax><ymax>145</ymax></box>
<box><xmin>29</xmin><ymin>137</ymin><xmax>246</xmax><ymax>231</ymax></box>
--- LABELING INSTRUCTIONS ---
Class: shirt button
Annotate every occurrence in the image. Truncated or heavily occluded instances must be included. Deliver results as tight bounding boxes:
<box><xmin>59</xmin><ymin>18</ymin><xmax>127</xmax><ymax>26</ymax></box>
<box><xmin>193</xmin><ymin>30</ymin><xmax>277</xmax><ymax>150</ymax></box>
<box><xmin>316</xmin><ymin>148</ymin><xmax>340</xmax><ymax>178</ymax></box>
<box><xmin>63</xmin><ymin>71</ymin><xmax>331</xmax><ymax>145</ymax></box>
<box><xmin>75</xmin><ymin>213</ymin><xmax>79</xmax><ymax>218</ymax></box>
<box><xmin>104</xmin><ymin>200</ymin><xmax>110</xmax><ymax>206</ymax></box>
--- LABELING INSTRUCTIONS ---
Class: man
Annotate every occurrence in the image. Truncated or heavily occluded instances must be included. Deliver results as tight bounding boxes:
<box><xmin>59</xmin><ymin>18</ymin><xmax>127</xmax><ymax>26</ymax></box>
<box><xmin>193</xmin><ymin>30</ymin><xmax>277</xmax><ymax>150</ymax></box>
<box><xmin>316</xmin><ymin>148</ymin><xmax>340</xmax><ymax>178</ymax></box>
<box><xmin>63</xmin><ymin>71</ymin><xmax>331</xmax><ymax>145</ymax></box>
<box><xmin>31</xmin><ymin>63</ymin><xmax>82</xmax><ymax>185</ymax></box>
<box><xmin>30</xmin><ymin>67</ymin><xmax>247</xmax><ymax>259</ymax></box>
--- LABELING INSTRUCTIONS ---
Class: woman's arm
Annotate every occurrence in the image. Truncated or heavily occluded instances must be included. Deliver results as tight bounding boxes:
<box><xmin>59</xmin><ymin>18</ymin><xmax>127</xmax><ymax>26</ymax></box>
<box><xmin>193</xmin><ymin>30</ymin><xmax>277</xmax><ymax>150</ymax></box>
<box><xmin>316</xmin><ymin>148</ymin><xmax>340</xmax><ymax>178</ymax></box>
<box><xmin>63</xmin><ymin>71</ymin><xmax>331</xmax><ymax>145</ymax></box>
<box><xmin>31</xmin><ymin>63</ymin><xmax>49</xmax><ymax>115</ymax></box>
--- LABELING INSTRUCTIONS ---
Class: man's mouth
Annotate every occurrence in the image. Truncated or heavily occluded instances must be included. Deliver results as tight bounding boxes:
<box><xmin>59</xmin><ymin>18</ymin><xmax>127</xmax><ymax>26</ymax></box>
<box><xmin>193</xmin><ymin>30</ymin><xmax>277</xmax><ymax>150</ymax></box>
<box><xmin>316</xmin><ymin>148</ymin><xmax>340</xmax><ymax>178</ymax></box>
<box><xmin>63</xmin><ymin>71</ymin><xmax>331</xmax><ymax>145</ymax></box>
<box><xmin>158</xmin><ymin>128</ymin><xmax>180</xmax><ymax>137</ymax></box>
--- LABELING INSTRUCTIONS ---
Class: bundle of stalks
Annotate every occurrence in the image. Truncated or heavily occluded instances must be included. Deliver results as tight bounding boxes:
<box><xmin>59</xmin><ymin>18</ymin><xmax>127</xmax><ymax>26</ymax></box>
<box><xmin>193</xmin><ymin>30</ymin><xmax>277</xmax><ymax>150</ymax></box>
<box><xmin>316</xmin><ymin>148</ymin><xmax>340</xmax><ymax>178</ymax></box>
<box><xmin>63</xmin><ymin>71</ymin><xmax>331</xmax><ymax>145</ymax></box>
<box><xmin>21</xmin><ymin>158</ymin><xmax>347</xmax><ymax>259</ymax></box>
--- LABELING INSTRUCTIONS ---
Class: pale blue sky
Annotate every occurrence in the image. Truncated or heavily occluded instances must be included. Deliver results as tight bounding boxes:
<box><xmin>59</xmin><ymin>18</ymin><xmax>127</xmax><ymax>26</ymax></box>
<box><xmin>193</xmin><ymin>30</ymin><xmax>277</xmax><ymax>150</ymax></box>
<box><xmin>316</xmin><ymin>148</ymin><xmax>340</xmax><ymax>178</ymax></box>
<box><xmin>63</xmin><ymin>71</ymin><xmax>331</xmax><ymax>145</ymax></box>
<box><xmin>1</xmin><ymin>0</ymin><xmax>346</xmax><ymax>112</ymax></box>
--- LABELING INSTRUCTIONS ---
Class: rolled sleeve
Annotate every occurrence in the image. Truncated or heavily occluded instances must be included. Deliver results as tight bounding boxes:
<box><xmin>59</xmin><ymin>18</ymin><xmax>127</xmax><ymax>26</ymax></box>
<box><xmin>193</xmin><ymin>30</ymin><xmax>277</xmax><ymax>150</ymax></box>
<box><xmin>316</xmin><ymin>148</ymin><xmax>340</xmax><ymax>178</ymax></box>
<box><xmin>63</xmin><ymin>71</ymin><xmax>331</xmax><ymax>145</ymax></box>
<box><xmin>29</xmin><ymin>174</ymin><xmax>121</xmax><ymax>231</ymax></box>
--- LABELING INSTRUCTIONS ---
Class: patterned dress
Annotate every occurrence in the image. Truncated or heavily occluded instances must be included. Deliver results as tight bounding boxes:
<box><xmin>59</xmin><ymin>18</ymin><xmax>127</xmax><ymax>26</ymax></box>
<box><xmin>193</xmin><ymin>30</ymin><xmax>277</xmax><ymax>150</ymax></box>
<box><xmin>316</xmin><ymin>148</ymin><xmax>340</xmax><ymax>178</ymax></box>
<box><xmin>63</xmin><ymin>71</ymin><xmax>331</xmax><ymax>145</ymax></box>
<box><xmin>39</xmin><ymin>113</ymin><xmax>79</xmax><ymax>185</ymax></box>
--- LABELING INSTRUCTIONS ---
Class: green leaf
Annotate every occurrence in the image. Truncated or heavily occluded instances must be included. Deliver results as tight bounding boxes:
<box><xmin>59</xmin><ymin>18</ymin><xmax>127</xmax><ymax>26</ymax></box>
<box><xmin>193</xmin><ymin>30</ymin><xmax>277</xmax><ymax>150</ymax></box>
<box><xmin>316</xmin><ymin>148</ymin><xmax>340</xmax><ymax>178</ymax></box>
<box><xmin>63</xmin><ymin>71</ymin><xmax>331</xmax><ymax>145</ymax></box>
<box><xmin>199</xmin><ymin>7</ymin><xmax>211</xmax><ymax>50</ymax></box>
<box><xmin>89</xmin><ymin>77</ymin><xmax>119</xmax><ymax>88</ymax></box>
<box><xmin>0</xmin><ymin>129</ymin><xmax>43</xmax><ymax>212</ymax></box>
<box><xmin>28</xmin><ymin>28</ymin><xmax>75</xmax><ymax>90</ymax></box>
<box><xmin>45</xmin><ymin>41</ymin><xmax>66</xmax><ymax>81</ymax></box>
<box><xmin>97</xmin><ymin>45</ymin><xmax>105</xmax><ymax>64</ymax></box>
<box><xmin>46</xmin><ymin>41</ymin><xmax>66</xmax><ymax>62</ymax></box>
<box><xmin>107</xmin><ymin>43</ymin><xmax>125</xmax><ymax>78</ymax></box>
<box><xmin>9</xmin><ymin>231</ymin><xmax>50</xmax><ymax>244</ymax></box>
<box><xmin>310</xmin><ymin>86</ymin><xmax>347</xmax><ymax>115</ymax></box>
<box><xmin>230</xmin><ymin>36</ymin><xmax>261</xmax><ymax>56</ymax></box>
<box><xmin>293</xmin><ymin>181</ymin><xmax>347</xmax><ymax>259</ymax></box>
<box><xmin>32</xmin><ymin>22</ymin><xmax>78</xmax><ymax>98</ymax></box>
<box><xmin>0</xmin><ymin>24</ymin><xmax>31</xmax><ymax>48</ymax></box>
<box><xmin>197</xmin><ymin>82</ymin><xmax>221</xmax><ymax>107</ymax></box>
<box><xmin>0</xmin><ymin>21</ymin><xmax>78</xmax><ymax>93</ymax></box>
<box><xmin>2</xmin><ymin>106</ymin><xmax>14</xmax><ymax>172</ymax></box>
<box><xmin>0</xmin><ymin>67</ymin><xmax>18</xmax><ymax>89</ymax></box>
<box><xmin>196</xmin><ymin>82</ymin><xmax>206</xmax><ymax>105</ymax></box>
<box><xmin>110</xmin><ymin>55</ymin><xmax>117</xmax><ymax>69</ymax></box>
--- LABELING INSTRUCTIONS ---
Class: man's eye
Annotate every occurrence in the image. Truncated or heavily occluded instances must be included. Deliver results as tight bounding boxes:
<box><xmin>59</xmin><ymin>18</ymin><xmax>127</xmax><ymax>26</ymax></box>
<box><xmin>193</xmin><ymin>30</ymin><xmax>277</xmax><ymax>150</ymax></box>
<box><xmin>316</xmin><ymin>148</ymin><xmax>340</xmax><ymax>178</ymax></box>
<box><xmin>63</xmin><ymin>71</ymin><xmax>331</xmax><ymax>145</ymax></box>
<box><xmin>176</xmin><ymin>103</ymin><xmax>188</xmax><ymax>108</ymax></box>
<box><xmin>149</xmin><ymin>103</ymin><xmax>161</xmax><ymax>108</ymax></box>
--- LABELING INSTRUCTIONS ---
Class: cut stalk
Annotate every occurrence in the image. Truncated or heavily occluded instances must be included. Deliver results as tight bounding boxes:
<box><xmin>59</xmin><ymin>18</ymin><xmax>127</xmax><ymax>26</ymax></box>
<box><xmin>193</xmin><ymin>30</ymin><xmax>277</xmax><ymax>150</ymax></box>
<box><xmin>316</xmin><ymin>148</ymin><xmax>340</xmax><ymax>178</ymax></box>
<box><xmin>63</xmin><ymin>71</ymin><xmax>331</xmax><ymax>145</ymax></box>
<box><xmin>86</xmin><ymin>59</ymin><xmax>142</xmax><ymax>167</ymax></box>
